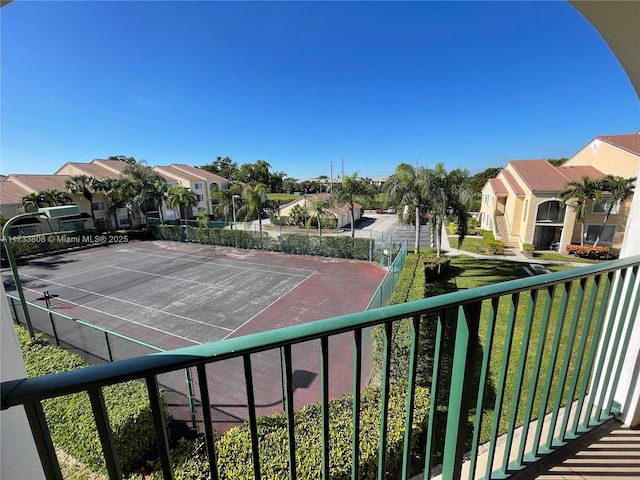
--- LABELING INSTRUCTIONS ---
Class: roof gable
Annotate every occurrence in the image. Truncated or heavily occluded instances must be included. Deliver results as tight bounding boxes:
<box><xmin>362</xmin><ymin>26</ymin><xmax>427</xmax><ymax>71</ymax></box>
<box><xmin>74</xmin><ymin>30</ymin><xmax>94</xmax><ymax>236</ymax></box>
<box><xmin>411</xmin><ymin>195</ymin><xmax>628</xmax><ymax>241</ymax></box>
<box><xmin>7</xmin><ymin>174</ymin><xmax>71</xmax><ymax>193</ymax></box>
<box><xmin>0</xmin><ymin>178</ymin><xmax>33</xmax><ymax>204</ymax></box>
<box><xmin>596</xmin><ymin>133</ymin><xmax>640</xmax><ymax>157</ymax></box>
<box><xmin>508</xmin><ymin>160</ymin><xmax>604</xmax><ymax>192</ymax></box>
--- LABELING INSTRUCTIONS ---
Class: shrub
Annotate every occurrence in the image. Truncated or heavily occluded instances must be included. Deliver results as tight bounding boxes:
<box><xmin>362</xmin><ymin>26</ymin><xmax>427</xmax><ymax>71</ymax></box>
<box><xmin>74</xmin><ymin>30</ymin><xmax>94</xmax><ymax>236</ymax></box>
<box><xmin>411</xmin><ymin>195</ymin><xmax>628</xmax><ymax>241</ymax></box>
<box><xmin>482</xmin><ymin>230</ymin><xmax>495</xmax><ymax>241</ymax></box>
<box><xmin>565</xmin><ymin>244</ymin><xmax>610</xmax><ymax>259</ymax></box>
<box><xmin>608</xmin><ymin>247</ymin><xmax>621</xmax><ymax>259</ymax></box>
<box><xmin>15</xmin><ymin>326</ymin><xmax>164</xmax><ymax>474</ymax></box>
<box><xmin>424</xmin><ymin>256</ymin><xmax>451</xmax><ymax>282</ymax></box>
<box><xmin>522</xmin><ymin>243</ymin><xmax>535</xmax><ymax>257</ymax></box>
<box><xmin>485</xmin><ymin>239</ymin><xmax>505</xmax><ymax>255</ymax></box>
<box><xmin>134</xmin><ymin>385</ymin><xmax>430</xmax><ymax>480</ymax></box>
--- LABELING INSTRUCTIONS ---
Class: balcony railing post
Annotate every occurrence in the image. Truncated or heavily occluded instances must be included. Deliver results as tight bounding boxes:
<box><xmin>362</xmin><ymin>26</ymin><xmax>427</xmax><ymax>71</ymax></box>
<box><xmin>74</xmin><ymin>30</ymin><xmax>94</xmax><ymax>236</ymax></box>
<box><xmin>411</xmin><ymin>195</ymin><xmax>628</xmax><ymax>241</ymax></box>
<box><xmin>23</xmin><ymin>401</ymin><xmax>63</xmax><ymax>480</ymax></box>
<box><xmin>442</xmin><ymin>301</ymin><xmax>481</xmax><ymax>480</ymax></box>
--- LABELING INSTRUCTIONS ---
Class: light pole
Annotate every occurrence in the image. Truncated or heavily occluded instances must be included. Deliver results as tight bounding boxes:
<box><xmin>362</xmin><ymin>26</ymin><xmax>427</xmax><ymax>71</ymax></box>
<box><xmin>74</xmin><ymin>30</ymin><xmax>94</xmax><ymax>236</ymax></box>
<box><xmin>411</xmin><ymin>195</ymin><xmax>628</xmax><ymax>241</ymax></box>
<box><xmin>2</xmin><ymin>205</ymin><xmax>80</xmax><ymax>338</ymax></box>
<box><xmin>231</xmin><ymin>194</ymin><xmax>241</xmax><ymax>230</ymax></box>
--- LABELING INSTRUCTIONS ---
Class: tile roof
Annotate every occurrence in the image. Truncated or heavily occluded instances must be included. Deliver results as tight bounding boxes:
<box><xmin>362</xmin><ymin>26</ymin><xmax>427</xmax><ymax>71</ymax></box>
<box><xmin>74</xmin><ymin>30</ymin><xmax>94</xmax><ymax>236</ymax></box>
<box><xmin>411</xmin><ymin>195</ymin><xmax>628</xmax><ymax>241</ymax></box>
<box><xmin>509</xmin><ymin>160</ymin><xmax>605</xmax><ymax>192</ymax></box>
<box><xmin>56</xmin><ymin>162</ymin><xmax>122</xmax><ymax>178</ymax></box>
<box><xmin>501</xmin><ymin>168</ymin><xmax>526</xmax><ymax>195</ymax></box>
<box><xmin>488</xmin><ymin>178</ymin><xmax>508</xmax><ymax>195</ymax></box>
<box><xmin>153</xmin><ymin>166</ymin><xmax>204</xmax><ymax>182</ymax></box>
<box><xmin>169</xmin><ymin>164</ymin><xmax>230</xmax><ymax>183</ymax></box>
<box><xmin>597</xmin><ymin>133</ymin><xmax>640</xmax><ymax>157</ymax></box>
<box><xmin>0</xmin><ymin>178</ymin><xmax>32</xmax><ymax>204</ymax></box>
<box><xmin>6</xmin><ymin>175</ymin><xmax>71</xmax><ymax>193</ymax></box>
<box><xmin>90</xmin><ymin>159</ymin><xmax>128</xmax><ymax>174</ymax></box>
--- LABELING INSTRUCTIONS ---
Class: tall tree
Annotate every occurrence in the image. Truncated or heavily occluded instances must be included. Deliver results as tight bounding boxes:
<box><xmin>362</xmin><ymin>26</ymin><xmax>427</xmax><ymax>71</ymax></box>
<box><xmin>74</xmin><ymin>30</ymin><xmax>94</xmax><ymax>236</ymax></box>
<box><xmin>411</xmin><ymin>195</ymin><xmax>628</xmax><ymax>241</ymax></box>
<box><xmin>119</xmin><ymin>161</ymin><xmax>167</xmax><ymax>226</ymax></box>
<box><xmin>21</xmin><ymin>192</ymin><xmax>47</xmax><ymax>212</ymax></box>
<box><xmin>65</xmin><ymin>175</ymin><xmax>96</xmax><ymax>223</ymax></box>
<box><xmin>383</xmin><ymin>163</ymin><xmax>429</xmax><ymax>253</ymax></box>
<box><xmin>312</xmin><ymin>197</ymin><xmax>331</xmax><ymax>236</ymax></box>
<box><xmin>166</xmin><ymin>185</ymin><xmax>198</xmax><ymax>221</ymax></box>
<box><xmin>41</xmin><ymin>189</ymin><xmax>72</xmax><ymax>206</ymax></box>
<box><xmin>331</xmin><ymin>172</ymin><xmax>372</xmax><ymax>238</ymax></box>
<box><xmin>107</xmin><ymin>155</ymin><xmax>137</xmax><ymax>165</ymax></box>
<box><xmin>238</xmin><ymin>183</ymin><xmax>268</xmax><ymax>233</ymax></box>
<box><xmin>92</xmin><ymin>177</ymin><xmax>125</xmax><ymax>229</ymax></box>
<box><xmin>558</xmin><ymin>175</ymin><xmax>602</xmax><ymax>246</ymax></box>
<box><xmin>592</xmin><ymin>175</ymin><xmax>635</xmax><ymax>247</ymax></box>
<box><xmin>211</xmin><ymin>185</ymin><xmax>243</xmax><ymax>223</ymax></box>
<box><xmin>200</xmin><ymin>156</ymin><xmax>239</xmax><ymax>181</ymax></box>
<box><xmin>424</xmin><ymin>163</ymin><xmax>471</xmax><ymax>257</ymax></box>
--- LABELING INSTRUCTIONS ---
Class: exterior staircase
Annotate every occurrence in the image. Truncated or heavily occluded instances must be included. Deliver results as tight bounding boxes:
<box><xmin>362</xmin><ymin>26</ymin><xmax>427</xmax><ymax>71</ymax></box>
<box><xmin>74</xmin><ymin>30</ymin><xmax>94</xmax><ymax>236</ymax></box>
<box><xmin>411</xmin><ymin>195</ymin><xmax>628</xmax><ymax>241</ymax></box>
<box><xmin>495</xmin><ymin>215</ymin><xmax>520</xmax><ymax>249</ymax></box>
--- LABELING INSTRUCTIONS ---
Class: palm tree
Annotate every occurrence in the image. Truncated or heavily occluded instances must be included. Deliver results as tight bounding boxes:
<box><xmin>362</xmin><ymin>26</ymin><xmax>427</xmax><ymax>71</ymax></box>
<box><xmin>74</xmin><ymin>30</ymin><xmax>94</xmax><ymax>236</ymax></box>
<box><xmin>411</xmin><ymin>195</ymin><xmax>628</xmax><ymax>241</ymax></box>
<box><xmin>41</xmin><ymin>189</ymin><xmax>72</xmax><ymax>206</ymax></box>
<box><xmin>238</xmin><ymin>183</ymin><xmax>268</xmax><ymax>233</ymax></box>
<box><xmin>312</xmin><ymin>197</ymin><xmax>331</xmax><ymax>236</ymax></box>
<box><xmin>91</xmin><ymin>177</ymin><xmax>122</xmax><ymax>229</ymax></box>
<box><xmin>21</xmin><ymin>192</ymin><xmax>46</xmax><ymax>212</ymax></box>
<box><xmin>424</xmin><ymin>163</ymin><xmax>471</xmax><ymax>257</ymax></box>
<box><xmin>211</xmin><ymin>185</ymin><xmax>243</xmax><ymax>223</ymax></box>
<box><xmin>120</xmin><ymin>162</ymin><xmax>166</xmax><ymax>226</ymax></box>
<box><xmin>383</xmin><ymin>163</ymin><xmax>429</xmax><ymax>253</ymax></box>
<box><xmin>558</xmin><ymin>175</ymin><xmax>602</xmax><ymax>246</ymax></box>
<box><xmin>166</xmin><ymin>185</ymin><xmax>198</xmax><ymax>221</ymax></box>
<box><xmin>331</xmin><ymin>172</ymin><xmax>372</xmax><ymax>238</ymax></box>
<box><xmin>592</xmin><ymin>175</ymin><xmax>635</xmax><ymax>247</ymax></box>
<box><xmin>65</xmin><ymin>175</ymin><xmax>96</xmax><ymax>223</ymax></box>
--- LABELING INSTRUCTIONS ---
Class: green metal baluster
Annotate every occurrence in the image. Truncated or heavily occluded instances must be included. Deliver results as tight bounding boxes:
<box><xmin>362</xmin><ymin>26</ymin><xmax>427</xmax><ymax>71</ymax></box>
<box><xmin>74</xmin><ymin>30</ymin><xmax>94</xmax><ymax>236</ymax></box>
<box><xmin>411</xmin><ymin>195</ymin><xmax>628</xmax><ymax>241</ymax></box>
<box><xmin>468</xmin><ymin>298</ymin><xmax>499</xmax><ymax>480</ymax></box>
<box><xmin>532</xmin><ymin>281</ymin><xmax>570</xmax><ymax>456</ymax></box>
<box><xmin>582</xmin><ymin>271</ymin><xmax>617</xmax><ymax>429</ymax></box>
<box><xmin>561</xmin><ymin>277</ymin><xmax>601</xmax><ymax>441</ymax></box>
<box><xmin>378</xmin><ymin>321</ymin><xmax>393</xmax><ymax>480</ymax></box>
<box><xmin>443</xmin><ymin>302</ymin><xmax>481</xmax><ymax>480</ymax></box>
<box><xmin>592</xmin><ymin>268</ymin><xmax>627</xmax><ymax>422</ymax></box>
<box><xmin>185</xmin><ymin>368</ymin><xmax>198</xmax><ymax>430</ymax></box>
<box><xmin>283</xmin><ymin>345</ymin><xmax>297</xmax><ymax>480</ymax></box>
<box><xmin>243</xmin><ymin>354</ymin><xmax>261</xmax><ymax>480</ymax></box>
<box><xmin>502</xmin><ymin>290</ymin><xmax>538</xmax><ymax>472</ymax></box>
<box><xmin>88</xmin><ymin>388</ymin><xmax>122</xmax><ymax>480</ymax></box>
<box><xmin>546</xmin><ymin>278</ymin><xmax>586</xmax><ymax>450</ymax></box>
<box><xmin>424</xmin><ymin>310</ymin><xmax>444</xmax><ymax>480</ymax></box>
<box><xmin>23</xmin><ymin>401</ymin><xmax>63</xmax><ymax>480</ymax></box>
<box><xmin>603</xmin><ymin>266</ymin><xmax>639</xmax><ymax>416</ymax></box>
<box><xmin>485</xmin><ymin>293</ymin><xmax>520</xmax><ymax>479</ymax></box>
<box><xmin>520</xmin><ymin>285</ymin><xmax>555</xmax><ymax>464</ymax></box>
<box><xmin>196</xmin><ymin>364</ymin><xmax>219</xmax><ymax>480</ymax></box>
<box><xmin>352</xmin><ymin>328</ymin><xmax>362</xmax><ymax>480</ymax></box>
<box><xmin>146</xmin><ymin>375</ymin><xmax>173</xmax><ymax>480</ymax></box>
<box><xmin>572</xmin><ymin>274</ymin><xmax>606</xmax><ymax>435</ymax></box>
<box><xmin>321</xmin><ymin>337</ymin><xmax>330</xmax><ymax>480</ymax></box>
<box><xmin>402</xmin><ymin>315</ymin><xmax>421</xmax><ymax>480</ymax></box>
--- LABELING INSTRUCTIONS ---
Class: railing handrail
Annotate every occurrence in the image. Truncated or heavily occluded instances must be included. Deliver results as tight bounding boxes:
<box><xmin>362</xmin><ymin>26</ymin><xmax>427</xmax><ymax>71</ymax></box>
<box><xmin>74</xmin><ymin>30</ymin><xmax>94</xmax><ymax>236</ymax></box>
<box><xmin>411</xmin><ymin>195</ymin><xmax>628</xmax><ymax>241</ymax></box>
<box><xmin>4</xmin><ymin>254</ymin><xmax>640</xmax><ymax>409</ymax></box>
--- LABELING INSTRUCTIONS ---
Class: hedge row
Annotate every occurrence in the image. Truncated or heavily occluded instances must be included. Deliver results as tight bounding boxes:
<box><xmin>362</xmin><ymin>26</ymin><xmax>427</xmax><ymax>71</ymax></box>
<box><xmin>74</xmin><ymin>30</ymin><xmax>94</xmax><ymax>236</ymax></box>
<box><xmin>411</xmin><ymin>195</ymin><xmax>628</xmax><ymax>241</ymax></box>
<box><xmin>132</xmin><ymin>384</ymin><xmax>430</xmax><ymax>480</ymax></box>
<box><xmin>15</xmin><ymin>326</ymin><xmax>163</xmax><ymax>474</ymax></box>
<box><xmin>150</xmin><ymin>225</ymin><xmax>373</xmax><ymax>261</ymax></box>
<box><xmin>485</xmin><ymin>239</ymin><xmax>505</xmax><ymax>255</ymax></box>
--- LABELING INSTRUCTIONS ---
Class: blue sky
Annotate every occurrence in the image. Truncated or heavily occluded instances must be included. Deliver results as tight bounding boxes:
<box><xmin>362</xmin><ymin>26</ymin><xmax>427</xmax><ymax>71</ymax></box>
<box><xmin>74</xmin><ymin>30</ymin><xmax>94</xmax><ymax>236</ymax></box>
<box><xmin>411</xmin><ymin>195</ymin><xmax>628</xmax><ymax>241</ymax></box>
<box><xmin>1</xmin><ymin>1</ymin><xmax>638</xmax><ymax>180</ymax></box>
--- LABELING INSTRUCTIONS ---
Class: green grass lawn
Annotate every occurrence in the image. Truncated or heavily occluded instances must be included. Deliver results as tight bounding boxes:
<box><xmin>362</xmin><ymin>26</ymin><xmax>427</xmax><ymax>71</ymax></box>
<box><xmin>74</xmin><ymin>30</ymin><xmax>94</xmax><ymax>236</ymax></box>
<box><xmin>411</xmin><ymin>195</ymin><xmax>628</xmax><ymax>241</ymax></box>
<box><xmin>451</xmin><ymin>236</ymin><xmax>486</xmax><ymax>254</ymax></box>
<box><xmin>266</xmin><ymin>193</ymin><xmax>298</xmax><ymax>202</ymax></box>
<box><xmin>532</xmin><ymin>251</ymin><xmax>601</xmax><ymax>264</ymax></box>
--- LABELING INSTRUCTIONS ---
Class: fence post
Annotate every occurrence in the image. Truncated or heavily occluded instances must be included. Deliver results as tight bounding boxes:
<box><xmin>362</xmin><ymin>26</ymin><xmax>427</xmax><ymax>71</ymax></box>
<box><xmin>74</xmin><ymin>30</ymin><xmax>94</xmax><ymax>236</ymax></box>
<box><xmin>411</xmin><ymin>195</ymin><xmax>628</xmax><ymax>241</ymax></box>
<box><xmin>185</xmin><ymin>368</ymin><xmax>198</xmax><ymax>430</ymax></box>
<box><xmin>104</xmin><ymin>331</ymin><xmax>114</xmax><ymax>362</ymax></box>
<box><xmin>49</xmin><ymin>312</ymin><xmax>60</xmax><ymax>346</ymax></box>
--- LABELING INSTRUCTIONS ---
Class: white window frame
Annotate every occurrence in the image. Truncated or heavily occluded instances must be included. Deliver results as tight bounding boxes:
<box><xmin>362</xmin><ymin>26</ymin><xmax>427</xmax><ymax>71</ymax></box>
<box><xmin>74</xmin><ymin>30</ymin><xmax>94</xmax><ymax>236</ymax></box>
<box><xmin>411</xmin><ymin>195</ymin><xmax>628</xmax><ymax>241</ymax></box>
<box><xmin>196</xmin><ymin>194</ymin><xmax>204</xmax><ymax>202</ymax></box>
<box><xmin>194</xmin><ymin>182</ymin><xmax>203</xmax><ymax>190</ymax></box>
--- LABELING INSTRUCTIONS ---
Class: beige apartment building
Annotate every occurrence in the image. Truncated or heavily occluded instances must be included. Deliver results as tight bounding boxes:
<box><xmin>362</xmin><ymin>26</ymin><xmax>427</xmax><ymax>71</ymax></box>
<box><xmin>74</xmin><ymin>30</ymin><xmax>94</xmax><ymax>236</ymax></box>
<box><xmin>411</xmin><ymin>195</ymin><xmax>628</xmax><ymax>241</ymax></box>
<box><xmin>480</xmin><ymin>132</ymin><xmax>640</xmax><ymax>251</ymax></box>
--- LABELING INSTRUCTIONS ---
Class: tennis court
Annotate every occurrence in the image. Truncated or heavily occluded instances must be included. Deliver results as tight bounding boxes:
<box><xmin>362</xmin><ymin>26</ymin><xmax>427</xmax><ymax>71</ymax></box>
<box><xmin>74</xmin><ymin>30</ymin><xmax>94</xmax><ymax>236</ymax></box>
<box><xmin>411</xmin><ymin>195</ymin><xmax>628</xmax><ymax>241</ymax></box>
<box><xmin>5</xmin><ymin>240</ymin><xmax>387</xmax><ymax>428</ymax></box>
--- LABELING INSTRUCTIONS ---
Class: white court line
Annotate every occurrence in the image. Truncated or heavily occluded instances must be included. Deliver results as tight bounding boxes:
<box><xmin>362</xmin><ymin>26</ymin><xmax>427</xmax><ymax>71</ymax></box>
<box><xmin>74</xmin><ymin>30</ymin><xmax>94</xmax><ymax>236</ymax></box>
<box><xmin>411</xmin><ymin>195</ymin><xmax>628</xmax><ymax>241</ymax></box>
<box><xmin>108</xmin><ymin>264</ymin><xmax>248</xmax><ymax>289</ymax></box>
<box><xmin>20</xmin><ymin>272</ymin><xmax>234</xmax><ymax>332</ymax></box>
<box><xmin>22</xmin><ymin>285</ymin><xmax>202</xmax><ymax>346</ymax></box>
<box><xmin>125</xmin><ymin>246</ymin><xmax>315</xmax><ymax>276</ymax></box>
<box><xmin>220</xmin><ymin>271</ymin><xmax>317</xmax><ymax>341</ymax></box>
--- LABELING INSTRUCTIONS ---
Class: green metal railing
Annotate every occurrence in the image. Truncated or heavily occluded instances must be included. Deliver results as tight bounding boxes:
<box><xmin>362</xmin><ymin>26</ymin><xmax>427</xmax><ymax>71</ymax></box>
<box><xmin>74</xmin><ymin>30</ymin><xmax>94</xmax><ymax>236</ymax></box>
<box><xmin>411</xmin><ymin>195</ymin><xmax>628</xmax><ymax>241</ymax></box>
<box><xmin>2</xmin><ymin>256</ymin><xmax>639</xmax><ymax>480</ymax></box>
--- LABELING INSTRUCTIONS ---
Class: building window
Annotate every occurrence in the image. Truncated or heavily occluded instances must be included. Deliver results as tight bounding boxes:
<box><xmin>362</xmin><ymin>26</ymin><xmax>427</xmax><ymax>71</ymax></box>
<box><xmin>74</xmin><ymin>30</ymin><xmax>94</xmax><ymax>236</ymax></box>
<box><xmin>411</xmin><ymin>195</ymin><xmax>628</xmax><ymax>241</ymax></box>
<box><xmin>585</xmin><ymin>225</ymin><xmax>615</xmax><ymax>244</ymax></box>
<box><xmin>194</xmin><ymin>182</ymin><xmax>203</xmax><ymax>190</ymax></box>
<box><xmin>196</xmin><ymin>194</ymin><xmax>204</xmax><ymax>202</ymax></box>
<box><xmin>92</xmin><ymin>201</ymin><xmax>106</xmax><ymax>211</ymax></box>
<box><xmin>592</xmin><ymin>199</ymin><xmax>620</xmax><ymax>215</ymax></box>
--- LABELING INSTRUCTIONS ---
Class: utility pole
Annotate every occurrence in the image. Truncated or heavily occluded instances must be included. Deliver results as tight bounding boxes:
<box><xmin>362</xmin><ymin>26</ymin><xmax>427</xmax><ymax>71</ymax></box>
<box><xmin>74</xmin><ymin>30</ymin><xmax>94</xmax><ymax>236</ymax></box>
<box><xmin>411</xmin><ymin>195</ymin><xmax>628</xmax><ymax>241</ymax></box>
<box><xmin>330</xmin><ymin>160</ymin><xmax>333</xmax><ymax>194</ymax></box>
<box><xmin>341</xmin><ymin>158</ymin><xmax>344</xmax><ymax>181</ymax></box>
